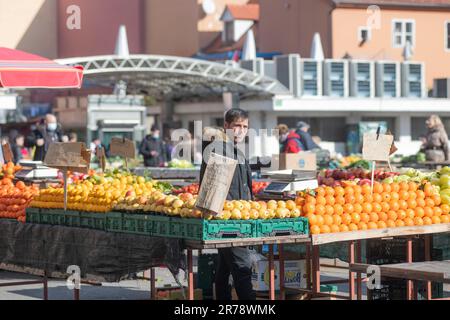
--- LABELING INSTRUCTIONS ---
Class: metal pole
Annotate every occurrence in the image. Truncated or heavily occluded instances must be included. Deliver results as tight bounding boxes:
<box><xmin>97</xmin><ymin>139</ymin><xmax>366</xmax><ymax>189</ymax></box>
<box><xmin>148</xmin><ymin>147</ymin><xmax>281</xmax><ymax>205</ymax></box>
<box><xmin>43</xmin><ymin>270</ymin><xmax>48</xmax><ymax>300</ymax></box>
<box><xmin>406</xmin><ymin>238</ymin><xmax>414</xmax><ymax>300</ymax></box>
<box><xmin>348</xmin><ymin>241</ymin><xmax>355</xmax><ymax>300</ymax></box>
<box><xmin>306</xmin><ymin>244</ymin><xmax>312</xmax><ymax>291</ymax></box>
<box><xmin>150</xmin><ymin>268</ymin><xmax>156</xmax><ymax>300</ymax></box>
<box><xmin>187</xmin><ymin>250</ymin><xmax>194</xmax><ymax>300</ymax></box>
<box><xmin>312</xmin><ymin>245</ymin><xmax>320</xmax><ymax>295</ymax></box>
<box><xmin>279</xmin><ymin>244</ymin><xmax>285</xmax><ymax>300</ymax></box>
<box><xmin>356</xmin><ymin>240</ymin><xmax>362</xmax><ymax>300</ymax></box>
<box><xmin>268</xmin><ymin>244</ymin><xmax>275</xmax><ymax>300</ymax></box>
<box><xmin>424</xmin><ymin>235</ymin><xmax>432</xmax><ymax>300</ymax></box>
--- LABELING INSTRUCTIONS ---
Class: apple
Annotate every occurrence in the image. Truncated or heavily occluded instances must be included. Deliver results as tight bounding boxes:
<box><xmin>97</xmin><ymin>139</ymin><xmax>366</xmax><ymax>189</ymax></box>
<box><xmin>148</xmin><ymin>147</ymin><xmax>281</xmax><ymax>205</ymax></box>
<box><xmin>172</xmin><ymin>199</ymin><xmax>184</xmax><ymax>209</ymax></box>
<box><xmin>179</xmin><ymin>193</ymin><xmax>194</xmax><ymax>202</ymax></box>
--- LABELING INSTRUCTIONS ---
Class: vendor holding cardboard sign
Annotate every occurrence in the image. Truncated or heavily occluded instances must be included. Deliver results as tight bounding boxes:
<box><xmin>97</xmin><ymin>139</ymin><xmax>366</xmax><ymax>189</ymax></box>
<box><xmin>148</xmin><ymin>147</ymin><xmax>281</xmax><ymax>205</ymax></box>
<box><xmin>199</xmin><ymin>108</ymin><xmax>255</xmax><ymax>300</ymax></box>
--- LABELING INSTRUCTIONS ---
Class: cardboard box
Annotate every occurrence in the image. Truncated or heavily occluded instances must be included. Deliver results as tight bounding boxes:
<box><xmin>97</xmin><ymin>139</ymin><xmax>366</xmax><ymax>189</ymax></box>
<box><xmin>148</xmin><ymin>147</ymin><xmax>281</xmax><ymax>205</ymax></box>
<box><xmin>272</xmin><ymin>152</ymin><xmax>316</xmax><ymax>171</ymax></box>
<box><xmin>251</xmin><ymin>259</ymin><xmax>307</xmax><ymax>291</ymax></box>
<box><xmin>156</xmin><ymin>288</ymin><xmax>203</xmax><ymax>300</ymax></box>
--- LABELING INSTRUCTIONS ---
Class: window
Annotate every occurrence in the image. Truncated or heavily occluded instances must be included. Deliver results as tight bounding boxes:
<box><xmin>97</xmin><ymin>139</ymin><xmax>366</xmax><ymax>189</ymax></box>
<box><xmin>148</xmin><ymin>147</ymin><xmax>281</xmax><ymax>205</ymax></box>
<box><xmin>224</xmin><ymin>21</ymin><xmax>234</xmax><ymax>43</ymax></box>
<box><xmin>392</xmin><ymin>19</ymin><xmax>415</xmax><ymax>48</ymax></box>
<box><xmin>446</xmin><ymin>21</ymin><xmax>450</xmax><ymax>50</ymax></box>
<box><xmin>358</xmin><ymin>27</ymin><xmax>371</xmax><ymax>43</ymax></box>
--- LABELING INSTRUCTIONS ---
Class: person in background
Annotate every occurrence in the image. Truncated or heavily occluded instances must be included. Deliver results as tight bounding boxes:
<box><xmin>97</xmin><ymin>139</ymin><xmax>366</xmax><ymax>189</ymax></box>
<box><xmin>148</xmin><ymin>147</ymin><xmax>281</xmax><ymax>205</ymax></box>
<box><xmin>69</xmin><ymin>132</ymin><xmax>78</xmax><ymax>143</ymax></box>
<box><xmin>277</xmin><ymin>124</ymin><xmax>304</xmax><ymax>153</ymax></box>
<box><xmin>423</xmin><ymin>115</ymin><xmax>449</xmax><ymax>162</ymax></box>
<box><xmin>139</xmin><ymin>125</ymin><xmax>167</xmax><ymax>167</ymax></box>
<box><xmin>11</xmin><ymin>134</ymin><xmax>29</xmax><ymax>163</ymax></box>
<box><xmin>200</xmin><ymin>108</ymin><xmax>255</xmax><ymax>301</ymax></box>
<box><xmin>26</xmin><ymin>114</ymin><xmax>63</xmax><ymax>161</ymax></box>
<box><xmin>295</xmin><ymin>121</ymin><xmax>321</xmax><ymax>151</ymax></box>
<box><xmin>61</xmin><ymin>135</ymin><xmax>69</xmax><ymax>143</ymax></box>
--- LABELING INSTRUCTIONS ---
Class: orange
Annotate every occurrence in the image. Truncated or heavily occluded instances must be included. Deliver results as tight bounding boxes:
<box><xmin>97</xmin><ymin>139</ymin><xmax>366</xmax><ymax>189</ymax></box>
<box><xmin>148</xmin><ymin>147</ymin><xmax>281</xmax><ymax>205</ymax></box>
<box><xmin>351</xmin><ymin>212</ymin><xmax>361</xmax><ymax>224</ymax></box>
<box><xmin>358</xmin><ymin>222</ymin><xmax>368</xmax><ymax>230</ymax></box>
<box><xmin>363</xmin><ymin>194</ymin><xmax>373</xmax><ymax>203</ymax></box>
<box><xmin>381</xmin><ymin>202</ymin><xmax>390</xmax><ymax>213</ymax></box>
<box><xmin>353</xmin><ymin>185</ymin><xmax>362</xmax><ymax>195</ymax></box>
<box><xmin>382</xmin><ymin>183</ymin><xmax>392</xmax><ymax>193</ymax></box>
<box><xmin>415</xmin><ymin>207</ymin><xmax>425</xmax><ymax>218</ymax></box>
<box><xmin>304</xmin><ymin>203</ymin><xmax>316</xmax><ymax>215</ymax></box>
<box><xmin>414</xmin><ymin>217</ymin><xmax>424</xmax><ymax>226</ymax></box>
<box><xmin>369</xmin><ymin>212</ymin><xmax>379</xmax><ymax>223</ymax></box>
<box><xmin>342</xmin><ymin>213</ymin><xmax>352</xmax><ymax>225</ymax></box>
<box><xmin>344</xmin><ymin>203</ymin><xmax>354</xmax><ymax>214</ymax></box>
<box><xmin>334</xmin><ymin>186</ymin><xmax>345</xmax><ymax>197</ymax></box>
<box><xmin>353</xmin><ymin>203</ymin><xmax>363</xmax><ymax>214</ymax></box>
<box><xmin>332</xmin><ymin>214</ymin><xmax>342</xmax><ymax>225</ymax></box>
<box><xmin>441</xmin><ymin>204</ymin><xmax>450</xmax><ymax>214</ymax></box>
<box><xmin>399</xmin><ymin>190</ymin><xmax>410</xmax><ymax>201</ymax></box>
<box><xmin>316</xmin><ymin>196</ymin><xmax>327</xmax><ymax>206</ymax></box>
<box><xmin>432</xmin><ymin>194</ymin><xmax>441</xmax><ymax>206</ymax></box>
<box><xmin>441</xmin><ymin>214</ymin><xmax>450</xmax><ymax>223</ymax></box>
<box><xmin>344</xmin><ymin>186</ymin><xmax>355</xmax><ymax>196</ymax></box>
<box><xmin>368</xmin><ymin>222</ymin><xmax>378</xmax><ymax>229</ymax></box>
<box><xmin>398</xmin><ymin>200</ymin><xmax>408</xmax><ymax>210</ymax></box>
<box><xmin>348</xmin><ymin>223</ymin><xmax>358</xmax><ymax>232</ymax></box>
<box><xmin>362</xmin><ymin>202</ymin><xmax>373</xmax><ymax>214</ymax></box>
<box><xmin>425</xmin><ymin>198</ymin><xmax>435</xmax><ymax>208</ymax></box>
<box><xmin>323</xmin><ymin>215</ymin><xmax>334</xmax><ymax>226</ymax></box>
<box><xmin>386</xmin><ymin>220</ymin><xmax>397</xmax><ymax>228</ymax></box>
<box><xmin>339</xmin><ymin>224</ymin><xmax>349</xmax><ymax>232</ymax></box>
<box><xmin>390</xmin><ymin>183</ymin><xmax>400</xmax><ymax>193</ymax></box>
<box><xmin>404</xmin><ymin>217</ymin><xmax>415</xmax><ymax>227</ymax></box>
<box><xmin>330</xmin><ymin>224</ymin><xmax>340</xmax><ymax>233</ymax></box>
<box><xmin>345</xmin><ymin>194</ymin><xmax>356</xmax><ymax>204</ymax></box>
<box><xmin>424</xmin><ymin>207</ymin><xmax>434</xmax><ymax>218</ymax></box>
<box><xmin>360</xmin><ymin>212</ymin><xmax>370</xmax><ymax>223</ymax></box>
<box><xmin>415</xmin><ymin>190</ymin><xmax>425</xmax><ymax>199</ymax></box>
<box><xmin>390</xmin><ymin>192</ymin><xmax>400</xmax><ymax>202</ymax></box>
<box><xmin>373</xmin><ymin>183</ymin><xmax>383</xmax><ymax>194</ymax></box>
<box><xmin>325</xmin><ymin>205</ymin><xmax>334</xmax><ymax>216</ymax></box>
<box><xmin>320</xmin><ymin>225</ymin><xmax>331</xmax><ymax>234</ymax></box>
<box><xmin>315</xmin><ymin>187</ymin><xmax>326</xmax><ymax>197</ymax></box>
<box><xmin>315</xmin><ymin>204</ymin><xmax>326</xmax><ymax>216</ymax></box>
<box><xmin>361</xmin><ymin>184</ymin><xmax>371</xmax><ymax>195</ymax></box>
<box><xmin>406</xmin><ymin>208</ymin><xmax>416</xmax><ymax>219</ymax></box>
<box><xmin>416</xmin><ymin>198</ymin><xmax>426</xmax><ymax>208</ymax></box>
<box><xmin>307</xmin><ymin>214</ymin><xmax>318</xmax><ymax>226</ymax></box>
<box><xmin>424</xmin><ymin>183</ymin><xmax>434</xmax><ymax>197</ymax></box>
<box><xmin>372</xmin><ymin>193</ymin><xmax>382</xmax><ymax>203</ymax></box>
<box><xmin>381</xmin><ymin>192</ymin><xmax>391</xmax><ymax>202</ymax></box>
<box><xmin>355</xmin><ymin>194</ymin><xmax>365</xmax><ymax>204</ymax></box>
<box><xmin>433</xmin><ymin>206</ymin><xmax>443</xmax><ymax>217</ymax></box>
<box><xmin>310</xmin><ymin>225</ymin><xmax>321</xmax><ymax>234</ymax></box>
<box><xmin>372</xmin><ymin>202</ymin><xmax>382</xmax><ymax>213</ymax></box>
<box><xmin>387</xmin><ymin>210</ymin><xmax>398</xmax><ymax>221</ymax></box>
<box><xmin>408</xmin><ymin>182</ymin><xmax>418</xmax><ymax>192</ymax></box>
<box><xmin>316</xmin><ymin>215</ymin><xmax>325</xmax><ymax>227</ymax></box>
<box><xmin>399</xmin><ymin>182</ymin><xmax>409</xmax><ymax>191</ymax></box>
<box><xmin>431</xmin><ymin>216</ymin><xmax>441</xmax><ymax>224</ymax></box>
<box><xmin>395</xmin><ymin>220</ymin><xmax>405</xmax><ymax>227</ymax></box>
<box><xmin>325</xmin><ymin>195</ymin><xmax>335</xmax><ymax>206</ymax></box>
<box><xmin>333</xmin><ymin>204</ymin><xmax>344</xmax><ymax>216</ymax></box>
<box><xmin>407</xmin><ymin>199</ymin><xmax>417</xmax><ymax>209</ymax></box>
<box><xmin>377</xmin><ymin>221</ymin><xmax>387</xmax><ymax>229</ymax></box>
<box><xmin>389</xmin><ymin>201</ymin><xmax>400</xmax><ymax>212</ymax></box>
<box><xmin>325</xmin><ymin>186</ymin><xmax>335</xmax><ymax>196</ymax></box>
<box><xmin>397</xmin><ymin>210</ymin><xmax>407</xmax><ymax>220</ymax></box>
<box><xmin>305</xmin><ymin>194</ymin><xmax>317</xmax><ymax>204</ymax></box>
<box><xmin>423</xmin><ymin>217</ymin><xmax>433</xmax><ymax>225</ymax></box>
<box><xmin>335</xmin><ymin>196</ymin><xmax>346</xmax><ymax>205</ymax></box>
<box><xmin>379</xmin><ymin>212</ymin><xmax>388</xmax><ymax>222</ymax></box>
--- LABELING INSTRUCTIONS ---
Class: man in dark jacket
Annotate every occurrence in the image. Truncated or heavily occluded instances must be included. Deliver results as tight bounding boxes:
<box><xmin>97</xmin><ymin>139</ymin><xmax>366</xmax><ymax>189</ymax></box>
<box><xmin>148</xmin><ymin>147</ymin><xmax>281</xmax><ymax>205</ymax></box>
<box><xmin>200</xmin><ymin>108</ymin><xmax>255</xmax><ymax>300</ymax></box>
<box><xmin>26</xmin><ymin>114</ymin><xmax>64</xmax><ymax>161</ymax></box>
<box><xmin>139</xmin><ymin>125</ymin><xmax>167</xmax><ymax>167</ymax></box>
<box><xmin>295</xmin><ymin>121</ymin><xmax>320</xmax><ymax>151</ymax></box>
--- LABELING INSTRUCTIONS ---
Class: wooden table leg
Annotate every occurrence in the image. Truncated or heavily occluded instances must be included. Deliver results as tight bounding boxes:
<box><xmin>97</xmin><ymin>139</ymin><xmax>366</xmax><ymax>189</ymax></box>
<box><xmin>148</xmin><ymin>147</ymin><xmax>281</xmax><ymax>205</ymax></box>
<box><xmin>406</xmin><ymin>238</ymin><xmax>413</xmax><ymax>300</ymax></box>
<box><xmin>74</xmin><ymin>288</ymin><xmax>80</xmax><ymax>300</ymax></box>
<box><xmin>43</xmin><ymin>271</ymin><xmax>48</xmax><ymax>301</ymax></box>
<box><xmin>348</xmin><ymin>241</ymin><xmax>355</xmax><ymax>300</ymax></box>
<box><xmin>279</xmin><ymin>244</ymin><xmax>285</xmax><ymax>300</ymax></box>
<box><xmin>187</xmin><ymin>249</ymin><xmax>194</xmax><ymax>300</ymax></box>
<box><xmin>356</xmin><ymin>240</ymin><xmax>362</xmax><ymax>300</ymax></box>
<box><xmin>150</xmin><ymin>268</ymin><xmax>156</xmax><ymax>300</ymax></box>
<box><xmin>424</xmin><ymin>235</ymin><xmax>432</xmax><ymax>300</ymax></box>
<box><xmin>268</xmin><ymin>244</ymin><xmax>275</xmax><ymax>301</ymax></box>
<box><xmin>312</xmin><ymin>245</ymin><xmax>320</xmax><ymax>295</ymax></box>
<box><xmin>306</xmin><ymin>244</ymin><xmax>312</xmax><ymax>291</ymax></box>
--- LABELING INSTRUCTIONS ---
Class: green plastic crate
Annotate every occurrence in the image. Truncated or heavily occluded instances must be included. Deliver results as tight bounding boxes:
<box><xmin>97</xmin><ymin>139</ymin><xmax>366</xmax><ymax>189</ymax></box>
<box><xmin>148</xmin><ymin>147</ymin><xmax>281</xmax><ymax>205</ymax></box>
<box><xmin>25</xmin><ymin>208</ymin><xmax>41</xmax><ymax>224</ymax></box>
<box><xmin>256</xmin><ymin>218</ymin><xmax>309</xmax><ymax>237</ymax></box>
<box><xmin>150</xmin><ymin>214</ymin><xmax>171</xmax><ymax>237</ymax></box>
<box><xmin>106</xmin><ymin>212</ymin><xmax>123</xmax><ymax>232</ymax></box>
<box><xmin>122</xmin><ymin>213</ymin><xmax>152</xmax><ymax>235</ymax></box>
<box><xmin>79</xmin><ymin>212</ymin><xmax>107</xmax><ymax>230</ymax></box>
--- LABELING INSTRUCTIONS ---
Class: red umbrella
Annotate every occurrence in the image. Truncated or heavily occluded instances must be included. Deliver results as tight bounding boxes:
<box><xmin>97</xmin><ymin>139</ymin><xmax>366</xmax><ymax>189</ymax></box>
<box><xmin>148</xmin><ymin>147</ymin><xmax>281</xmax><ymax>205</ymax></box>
<box><xmin>0</xmin><ymin>47</ymin><xmax>83</xmax><ymax>89</ymax></box>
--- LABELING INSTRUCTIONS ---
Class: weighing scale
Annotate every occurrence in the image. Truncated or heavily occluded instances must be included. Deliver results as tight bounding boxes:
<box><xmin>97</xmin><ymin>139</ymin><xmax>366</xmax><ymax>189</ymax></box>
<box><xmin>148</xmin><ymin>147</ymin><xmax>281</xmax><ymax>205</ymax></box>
<box><xmin>15</xmin><ymin>161</ymin><xmax>58</xmax><ymax>180</ymax></box>
<box><xmin>261</xmin><ymin>170</ymin><xmax>318</xmax><ymax>195</ymax></box>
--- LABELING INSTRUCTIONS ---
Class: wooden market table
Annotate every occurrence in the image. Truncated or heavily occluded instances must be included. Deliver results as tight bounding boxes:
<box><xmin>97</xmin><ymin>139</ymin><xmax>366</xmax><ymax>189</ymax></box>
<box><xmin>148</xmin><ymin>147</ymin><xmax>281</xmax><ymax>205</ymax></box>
<box><xmin>176</xmin><ymin>224</ymin><xmax>450</xmax><ymax>301</ymax></box>
<box><xmin>349</xmin><ymin>260</ymin><xmax>450</xmax><ymax>300</ymax></box>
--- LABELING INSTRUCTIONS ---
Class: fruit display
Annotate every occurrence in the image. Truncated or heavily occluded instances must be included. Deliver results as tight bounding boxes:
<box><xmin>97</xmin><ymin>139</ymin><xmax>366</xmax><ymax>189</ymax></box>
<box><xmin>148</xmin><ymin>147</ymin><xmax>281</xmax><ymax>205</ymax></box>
<box><xmin>0</xmin><ymin>161</ymin><xmax>22</xmax><ymax>179</ymax></box>
<box><xmin>298</xmin><ymin>182</ymin><xmax>450</xmax><ymax>235</ymax></box>
<box><xmin>328</xmin><ymin>155</ymin><xmax>363</xmax><ymax>169</ymax></box>
<box><xmin>172</xmin><ymin>183</ymin><xmax>200</xmax><ymax>195</ymax></box>
<box><xmin>252</xmin><ymin>181</ymin><xmax>269</xmax><ymax>195</ymax></box>
<box><xmin>168</xmin><ymin>159</ymin><xmax>195</xmax><ymax>168</ymax></box>
<box><xmin>318</xmin><ymin>168</ymin><xmax>399</xmax><ymax>187</ymax></box>
<box><xmin>0</xmin><ymin>178</ymin><xmax>39</xmax><ymax>222</ymax></box>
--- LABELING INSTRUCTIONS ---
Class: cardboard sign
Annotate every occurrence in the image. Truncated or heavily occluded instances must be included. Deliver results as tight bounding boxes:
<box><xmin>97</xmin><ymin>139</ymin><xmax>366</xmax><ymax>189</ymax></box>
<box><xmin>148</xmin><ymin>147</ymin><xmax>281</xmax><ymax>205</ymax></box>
<box><xmin>109</xmin><ymin>137</ymin><xmax>135</xmax><ymax>158</ymax></box>
<box><xmin>2</xmin><ymin>143</ymin><xmax>13</xmax><ymax>163</ymax></box>
<box><xmin>386</xmin><ymin>129</ymin><xmax>398</xmax><ymax>155</ymax></box>
<box><xmin>44</xmin><ymin>142</ymin><xmax>90</xmax><ymax>173</ymax></box>
<box><xmin>362</xmin><ymin>133</ymin><xmax>394</xmax><ymax>161</ymax></box>
<box><xmin>271</xmin><ymin>152</ymin><xmax>317</xmax><ymax>171</ymax></box>
<box><xmin>195</xmin><ymin>153</ymin><xmax>238</xmax><ymax>215</ymax></box>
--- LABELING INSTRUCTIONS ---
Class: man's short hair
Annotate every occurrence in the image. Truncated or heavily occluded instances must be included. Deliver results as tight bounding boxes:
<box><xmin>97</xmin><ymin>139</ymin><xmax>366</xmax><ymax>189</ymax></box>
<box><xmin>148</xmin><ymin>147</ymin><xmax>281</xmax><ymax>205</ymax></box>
<box><xmin>224</xmin><ymin>108</ymin><xmax>249</xmax><ymax>124</ymax></box>
<box><xmin>296</xmin><ymin>121</ymin><xmax>310</xmax><ymax>130</ymax></box>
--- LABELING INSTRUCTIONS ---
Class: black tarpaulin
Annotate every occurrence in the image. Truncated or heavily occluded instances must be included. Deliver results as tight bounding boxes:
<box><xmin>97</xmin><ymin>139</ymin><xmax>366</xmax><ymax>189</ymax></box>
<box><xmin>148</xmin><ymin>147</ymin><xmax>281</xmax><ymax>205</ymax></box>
<box><xmin>0</xmin><ymin>220</ymin><xmax>185</xmax><ymax>282</ymax></box>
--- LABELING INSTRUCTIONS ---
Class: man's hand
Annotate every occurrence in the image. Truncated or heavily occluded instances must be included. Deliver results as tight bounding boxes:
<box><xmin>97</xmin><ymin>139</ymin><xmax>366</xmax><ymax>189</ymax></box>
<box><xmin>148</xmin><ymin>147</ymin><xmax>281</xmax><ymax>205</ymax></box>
<box><xmin>36</xmin><ymin>138</ymin><xmax>45</xmax><ymax>147</ymax></box>
<box><xmin>150</xmin><ymin>151</ymin><xmax>159</xmax><ymax>157</ymax></box>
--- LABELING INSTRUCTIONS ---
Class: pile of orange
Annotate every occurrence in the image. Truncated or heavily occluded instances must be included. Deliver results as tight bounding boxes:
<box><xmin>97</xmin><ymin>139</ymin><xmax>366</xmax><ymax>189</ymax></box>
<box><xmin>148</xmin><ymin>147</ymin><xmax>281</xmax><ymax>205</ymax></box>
<box><xmin>0</xmin><ymin>178</ymin><xmax>39</xmax><ymax>222</ymax></box>
<box><xmin>297</xmin><ymin>182</ymin><xmax>450</xmax><ymax>235</ymax></box>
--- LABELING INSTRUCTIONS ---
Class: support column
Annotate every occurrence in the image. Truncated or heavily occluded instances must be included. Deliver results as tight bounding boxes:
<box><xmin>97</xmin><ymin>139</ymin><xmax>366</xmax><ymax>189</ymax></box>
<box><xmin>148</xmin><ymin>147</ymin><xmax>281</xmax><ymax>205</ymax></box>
<box><xmin>268</xmin><ymin>244</ymin><xmax>275</xmax><ymax>301</ymax></box>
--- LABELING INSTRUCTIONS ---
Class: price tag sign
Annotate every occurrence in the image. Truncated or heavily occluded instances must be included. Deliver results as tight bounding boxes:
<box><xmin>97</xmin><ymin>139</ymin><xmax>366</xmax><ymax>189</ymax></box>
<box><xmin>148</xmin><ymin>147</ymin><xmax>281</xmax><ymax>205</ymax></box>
<box><xmin>110</xmin><ymin>137</ymin><xmax>135</xmax><ymax>159</ymax></box>
<box><xmin>44</xmin><ymin>142</ymin><xmax>91</xmax><ymax>173</ymax></box>
<box><xmin>2</xmin><ymin>142</ymin><xmax>13</xmax><ymax>163</ymax></box>
<box><xmin>362</xmin><ymin>133</ymin><xmax>394</xmax><ymax>162</ymax></box>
